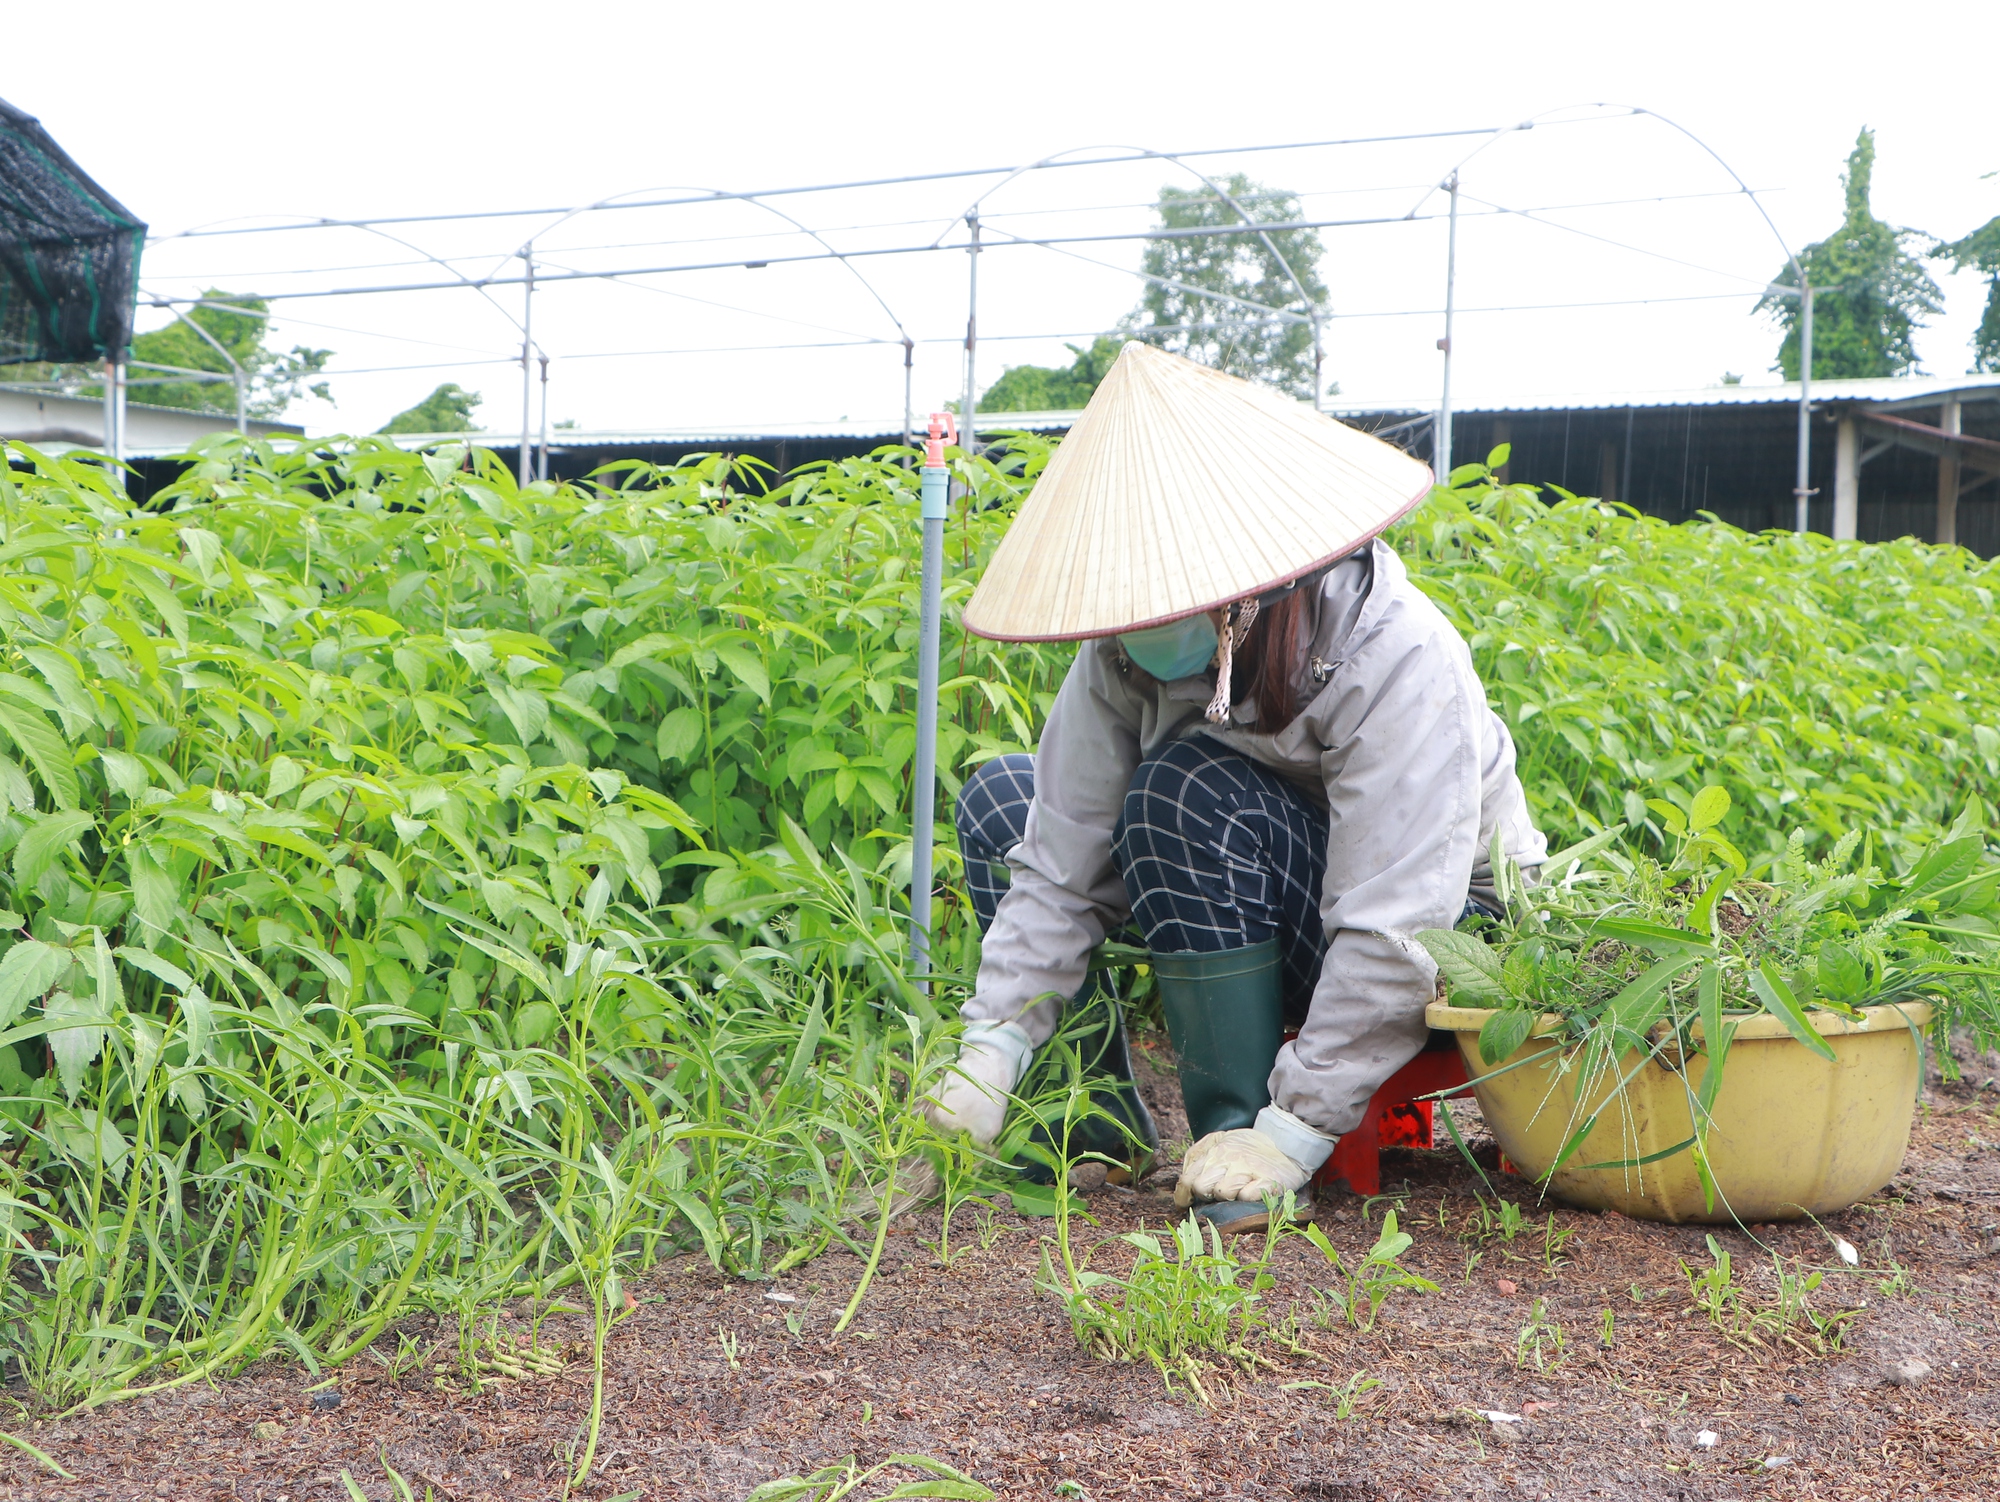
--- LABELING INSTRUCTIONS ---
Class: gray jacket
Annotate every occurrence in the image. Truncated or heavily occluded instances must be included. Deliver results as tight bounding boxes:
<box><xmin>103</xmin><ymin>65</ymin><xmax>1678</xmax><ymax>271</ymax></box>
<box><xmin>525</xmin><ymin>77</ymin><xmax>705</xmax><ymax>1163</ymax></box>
<box><xmin>963</xmin><ymin>538</ymin><xmax>1546</xmax><ymax>1137</ymax></box>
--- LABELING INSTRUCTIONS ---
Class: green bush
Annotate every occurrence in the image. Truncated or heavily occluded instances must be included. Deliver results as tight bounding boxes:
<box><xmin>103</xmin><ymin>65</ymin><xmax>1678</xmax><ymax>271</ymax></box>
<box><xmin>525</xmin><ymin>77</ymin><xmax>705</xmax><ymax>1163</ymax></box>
<box><xmin>1402</xmin><ymin>467</ymin><xmax>2000</xmax><ymax>866</ymax></box>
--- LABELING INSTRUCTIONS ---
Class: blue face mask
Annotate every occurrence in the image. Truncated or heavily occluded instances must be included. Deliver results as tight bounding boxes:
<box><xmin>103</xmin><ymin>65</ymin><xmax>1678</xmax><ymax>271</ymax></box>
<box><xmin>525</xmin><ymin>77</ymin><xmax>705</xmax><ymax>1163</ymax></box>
<box><xmin>1119</xmin><ymin>614</ymin><xmax>1217</xmax><ymax>681</ymax></box>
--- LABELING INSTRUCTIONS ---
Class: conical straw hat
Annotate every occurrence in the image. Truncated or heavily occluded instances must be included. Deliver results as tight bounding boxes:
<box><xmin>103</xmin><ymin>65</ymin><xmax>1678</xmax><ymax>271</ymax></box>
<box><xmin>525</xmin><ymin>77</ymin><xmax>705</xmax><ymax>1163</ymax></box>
<box><xmin>962</xmin><ymin>341</ymin><xmax>1434</xmax><ymax>642</ymax></box>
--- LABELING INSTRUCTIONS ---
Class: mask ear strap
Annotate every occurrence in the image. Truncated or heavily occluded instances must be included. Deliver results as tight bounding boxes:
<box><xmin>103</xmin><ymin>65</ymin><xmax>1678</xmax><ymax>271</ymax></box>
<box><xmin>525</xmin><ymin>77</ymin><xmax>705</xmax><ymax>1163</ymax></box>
<box><xmin>1204</xmin><ymin>597</ymin><xmax>1260</xmax><ymax>724</ymax></box>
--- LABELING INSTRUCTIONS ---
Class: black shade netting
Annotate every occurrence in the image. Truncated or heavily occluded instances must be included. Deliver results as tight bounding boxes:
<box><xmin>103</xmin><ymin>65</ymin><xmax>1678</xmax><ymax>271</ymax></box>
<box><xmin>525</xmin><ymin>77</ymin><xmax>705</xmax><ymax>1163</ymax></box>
<box><xmin>0</xmin><ymin>97</ymin><xmax>145</xmax><ymax>365</ymax></box>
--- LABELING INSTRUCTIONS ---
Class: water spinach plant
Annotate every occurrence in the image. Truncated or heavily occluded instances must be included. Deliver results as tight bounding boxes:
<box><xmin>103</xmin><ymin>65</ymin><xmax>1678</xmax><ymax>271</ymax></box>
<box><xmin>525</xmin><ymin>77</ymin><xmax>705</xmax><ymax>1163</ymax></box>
<box><xmin>3</xmin><ymin>424</ymin><xmax>2000</xmax><ymax>1442</ymax></box>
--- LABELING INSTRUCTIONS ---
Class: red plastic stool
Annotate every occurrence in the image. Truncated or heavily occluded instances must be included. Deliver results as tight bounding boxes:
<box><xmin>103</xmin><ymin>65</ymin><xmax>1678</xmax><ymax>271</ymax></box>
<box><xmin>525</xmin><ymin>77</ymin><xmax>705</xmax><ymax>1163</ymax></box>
<box><xmin>1310</xmin><ymin>1039</ymin><xmax>1471</xmax><ymax>1197</ymax></box>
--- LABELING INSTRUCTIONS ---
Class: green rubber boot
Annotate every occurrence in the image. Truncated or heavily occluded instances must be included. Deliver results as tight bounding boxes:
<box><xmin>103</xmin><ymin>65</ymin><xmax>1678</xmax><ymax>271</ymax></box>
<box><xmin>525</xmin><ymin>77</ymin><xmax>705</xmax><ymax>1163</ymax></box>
<box><xmin>1015</xmin><ymin>972</ymin><xmax>1159</xmax><ymax>1186</ymax></box>
<box><xmin>1151</xmin><ymin>940</ymin><xmax>1292</xmax><ymax>1231</ymax></box>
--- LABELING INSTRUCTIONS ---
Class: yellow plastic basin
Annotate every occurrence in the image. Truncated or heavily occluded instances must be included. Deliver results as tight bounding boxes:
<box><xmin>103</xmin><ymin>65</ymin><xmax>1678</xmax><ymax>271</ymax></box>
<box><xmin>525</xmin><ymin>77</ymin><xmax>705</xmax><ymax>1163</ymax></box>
<box><xmin>1425</xmin><ymin>999</ymin><xmax>1932</xmax><ymax>1224</ymax></box>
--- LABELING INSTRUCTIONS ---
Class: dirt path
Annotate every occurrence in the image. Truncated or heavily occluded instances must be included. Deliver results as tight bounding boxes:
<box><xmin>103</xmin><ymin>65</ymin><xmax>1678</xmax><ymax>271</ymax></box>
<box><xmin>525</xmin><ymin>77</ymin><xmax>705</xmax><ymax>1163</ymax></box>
<box><xmin>6</xmin><ymin>1057</ymin><xmax>1998</xmax><ymax>1502</ymax></box>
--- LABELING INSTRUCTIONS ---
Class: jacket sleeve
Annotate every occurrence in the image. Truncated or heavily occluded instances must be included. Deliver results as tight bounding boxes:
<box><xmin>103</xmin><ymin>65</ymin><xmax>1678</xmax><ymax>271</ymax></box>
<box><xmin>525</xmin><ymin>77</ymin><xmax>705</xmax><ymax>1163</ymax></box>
<box><xmin>960</xmin><ymin>644</ymin><xmax>1146</xmax><ymax>1046</ymax></box>
<box><xmin>1266</xmin><ymin>630</ymin><xmax>1485</xmax><ymax>1137</ymax></box>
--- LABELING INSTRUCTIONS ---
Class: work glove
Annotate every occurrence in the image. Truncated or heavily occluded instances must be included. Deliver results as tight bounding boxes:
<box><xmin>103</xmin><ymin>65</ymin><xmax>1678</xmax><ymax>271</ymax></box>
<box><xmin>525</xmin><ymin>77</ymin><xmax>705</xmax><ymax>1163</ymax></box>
<box><xmin>1174</xmin><ymin>1105</ymin><xmax>1337</xmax><ymax>1207</ymax></box>
<box><xmin>922</xmin><ymin>1020</ymin><xmax>1034</xmax><ymax>1146</ymax></box>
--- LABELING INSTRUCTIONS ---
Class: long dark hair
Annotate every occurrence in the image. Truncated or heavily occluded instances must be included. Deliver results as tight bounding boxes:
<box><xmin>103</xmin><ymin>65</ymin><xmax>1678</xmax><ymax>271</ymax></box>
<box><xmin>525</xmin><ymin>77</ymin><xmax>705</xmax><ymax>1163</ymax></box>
<box><xmin>1238</xmin><ymin>590</ymin><xmax>1310</xmax><ymax>732</ymax></box>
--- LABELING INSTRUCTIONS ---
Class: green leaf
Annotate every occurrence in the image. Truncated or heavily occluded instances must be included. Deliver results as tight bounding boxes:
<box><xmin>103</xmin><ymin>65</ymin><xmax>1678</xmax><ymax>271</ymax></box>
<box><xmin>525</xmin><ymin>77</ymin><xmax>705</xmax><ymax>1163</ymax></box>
<box><xmin>1416</xmin><ymin>928</ymin><xmax>1504</xmax><ymax>1004</ymax></box>
<box><xmin>1608</xmin><ymin>955</ymin><xmax>1701</xmax><ymax>1037</ymax></box>
<box><xmin>0</xmin><ymin>939</ymin><xmax>70</xmax><ymax>1030</ymax></box>
<box><xmin>1477</xmin><ymin>1007</ymin><xmax>1535</xmax><ymax>1065</ymax></box>
<box><xmin>127</xmin><ymin>844</ymin><xmax>179</xmax><ymax>942</ymax></box>
<box><xmin>1696</xmin><ymin>1019</ymin><xmax>1737</xmax><ymax>1117</ymax></box>
<box><xmin>1748</xmin><ymin>960</ymin><xmax>1837</xmax><ymax>1062</ymax></box>
<box><xmin>1817</xmin><ymin>941</ymin><xmax>1867</xmax><ymax>1001</ymax></box>
<box><xmin>0</xmin><ymin>698</ymin><xmax>78</xmax><ymax>809</ymax></box>
<box><xmin>1688</xmin><ymin>784</ymin><xmax>1730</xmax><ymax>834</ymax></box>
<box><xmin>1539</xmin><ymin>823</ymin><xmax>1626</xmax><ymax>882</ymax></box>
<box><xmin>267</xmin><ymin>755</ymin><xmax>305</xmax><ymax>799</ymax></box>
<box><xmin>1900</xmin><ymin>837</ymin><xmax>1982</xmax><ymax>906</ymax></box>
<box><xmin>44</xmin><ymin>992</ymin><xmax>106</xmax><ymax>1100</ymax></box>
<box><xmin>656</xmin><ymin>705</ymin><xmax>703</xmax><ymax>764</ymax></box>
<box><xmin>12</xmin><ymin>809</ymin><xmax>94</xmax><ymax>887</ymax></box>
<box><xmin>713</xmin><ymin>642</ymin><xmax>772</xmax><ymax>704</ymax></box>
<box><xmin>96</xmin><ymin>748</ymin><xmax>150</xmax><ymax>800</ymax></box>
<box><xmin>1645</xmin><ymin>798</ymin><xmax>1687</xmax><ymax>838</ymax></box>
<box><xmin>1587</xmin><ymin>917</ymin><xmax>1716</xmax><ymax>957</ymax></box>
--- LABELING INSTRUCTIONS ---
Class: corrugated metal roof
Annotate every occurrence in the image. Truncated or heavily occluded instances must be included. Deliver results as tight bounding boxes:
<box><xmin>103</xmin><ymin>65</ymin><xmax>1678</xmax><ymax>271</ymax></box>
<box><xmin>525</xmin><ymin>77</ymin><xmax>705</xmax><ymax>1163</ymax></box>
<box><xmin>379</xmin><ymin>411</ymin><xmax>1081</xmax><ymax>450</ymax></box>
<box><xmin>368</xmin><ymin>375</ymin><xmax>2000</xmax><ymax>452</ymax></box>
<box><xmin>1327</xmin><ymin>373</ymin><xmax>2000</xmax><ymax>418</ymax></box>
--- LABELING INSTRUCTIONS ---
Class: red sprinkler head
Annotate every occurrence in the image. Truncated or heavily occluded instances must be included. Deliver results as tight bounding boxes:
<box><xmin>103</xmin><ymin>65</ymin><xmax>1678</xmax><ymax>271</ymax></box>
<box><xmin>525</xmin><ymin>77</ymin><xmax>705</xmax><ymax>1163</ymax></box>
<box><xmin>925</xmin><ymin>411</ymin><xmax>957</xmax><ymax>468</ymax></box>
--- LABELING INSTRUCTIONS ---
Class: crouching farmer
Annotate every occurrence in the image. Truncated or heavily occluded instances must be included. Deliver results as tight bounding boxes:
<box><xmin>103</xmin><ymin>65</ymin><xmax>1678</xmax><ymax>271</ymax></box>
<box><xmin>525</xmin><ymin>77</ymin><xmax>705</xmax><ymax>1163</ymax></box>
<box><xmin>924</xmin><ymin>343</ymin><xmax>1544</xmax><ymax>1229</ymax></box>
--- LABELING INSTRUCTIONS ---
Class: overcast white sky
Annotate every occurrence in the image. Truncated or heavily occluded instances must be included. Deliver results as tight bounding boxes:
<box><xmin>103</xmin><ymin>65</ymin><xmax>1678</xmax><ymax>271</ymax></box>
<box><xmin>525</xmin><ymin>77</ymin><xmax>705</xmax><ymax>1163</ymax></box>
<box><xmin>14</xmin><ymin>1</ymin><xmax>1997</xmax><ymax>437</ymax></box>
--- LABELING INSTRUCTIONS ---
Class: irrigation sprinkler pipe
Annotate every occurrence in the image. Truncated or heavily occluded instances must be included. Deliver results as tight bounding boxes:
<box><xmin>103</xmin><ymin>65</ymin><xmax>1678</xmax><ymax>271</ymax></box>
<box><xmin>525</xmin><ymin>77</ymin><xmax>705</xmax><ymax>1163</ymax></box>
<box><xmin>538</xmin><ymin>352</ymin><xmax>550</xmax><ymax>483</ymax></box>
<box><xmin>145</xmin><ymin>297</ymin><xmax>252</xmax><ymax>435</ymax></box>
<box><xmin>962</xmin><ymin>213</ymin><xmax>980</xmax><ymax>459</ymax></box>
<box><xmin>1437</xmin><ymin>173</ymin><xmax>1459</xmax><ymax>480</ymax></box>
<box><xmin>908</xmin><ymin>412</ymin><xmax>953</xmax><ymax>977</ymax></box>
<box><xmin>1407</xmin><ymin>103</ymin><xmax>1816</xmax><ymax>528</ymax></box>
<box><xmin>943</xmin><ymin>143</ymin><xmax>1329</xmax><ymax>409</ymax></box>
<box><xmin>154</xmin><ymin>122</ymin><xmax>1600</xmax><ymax>242</ymax></box>
<box><xmin>519</xmin><ymin>250</ymin><xmax>535</xmax><ymax>485</ymax></box>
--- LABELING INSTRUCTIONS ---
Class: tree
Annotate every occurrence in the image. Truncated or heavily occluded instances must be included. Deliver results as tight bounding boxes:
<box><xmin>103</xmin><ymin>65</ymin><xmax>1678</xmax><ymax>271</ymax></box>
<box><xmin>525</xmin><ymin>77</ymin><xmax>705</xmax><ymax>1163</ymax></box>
<box><xmin>1121</xmin><ymin>174</ymin><xmax>1331</xmax><ymax>401</ymax></box>
<box><xmin>1933</xmin><ymin>209</ymin><xmax>2000</xmax><ymax>374</ymax></box>
<box><xmin>1756</xmin><ymin>130</ymin><xmax>1942</xmax><ymax>380</ymax></box>
<box><xmin>128</xmin><ymin>291</ymin><xmax>332</xmax><ymax>416</ymax></box>
<box><xmin>978</xmin><ymin>336</ymin><xmax>1123</xmax><ymax>412</ymax></box>
<box><xmin>377</xmin><ymin>383</ymin><xmax>483</xmax><ymax>435</ymax></box>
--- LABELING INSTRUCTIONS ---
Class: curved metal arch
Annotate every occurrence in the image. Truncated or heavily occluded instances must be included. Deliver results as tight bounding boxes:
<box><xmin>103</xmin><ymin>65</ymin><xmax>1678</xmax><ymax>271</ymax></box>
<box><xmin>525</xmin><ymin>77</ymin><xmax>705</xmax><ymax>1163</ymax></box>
<box><xmin>938</xmin><ymin>141</ymin><xmax>1331</xmax><ymax>406</ymax></box>
<box><xmin>521</xmin><ymin>183</ymin><xmax>913</xmax><ymax>347</ymax></box>
<box><xmin>1401</xmin><ymin>104</ymin><xmax>1804</xmax><ymax>284</ymax></box>
<box><xmin>514</xmin><ymin>183</ymin><xmax>921</xmax><ymax>462</ymax></box>
<box><xmin>1400</xmin><ymin>103</ymin><xmax>1814</xmax><ymax>527</ymax></box>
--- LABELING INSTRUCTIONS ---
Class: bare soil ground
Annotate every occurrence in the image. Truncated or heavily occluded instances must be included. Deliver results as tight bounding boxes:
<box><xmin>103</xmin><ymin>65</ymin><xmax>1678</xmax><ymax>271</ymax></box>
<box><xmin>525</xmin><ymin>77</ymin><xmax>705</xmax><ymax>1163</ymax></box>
<box><xmin>6</xmin><ymin>1037</ymin><xmax>1999</xmax><ymax>1502</ymax></box>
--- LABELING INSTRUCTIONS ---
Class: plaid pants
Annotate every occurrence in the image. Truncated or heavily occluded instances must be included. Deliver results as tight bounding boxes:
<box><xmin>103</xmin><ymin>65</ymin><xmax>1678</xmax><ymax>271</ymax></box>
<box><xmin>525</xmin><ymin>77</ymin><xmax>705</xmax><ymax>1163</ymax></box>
<box><xmin>956</xmin><ymin>738</ymin><xmax>1331</xmax><ymax>1021</ymax></box>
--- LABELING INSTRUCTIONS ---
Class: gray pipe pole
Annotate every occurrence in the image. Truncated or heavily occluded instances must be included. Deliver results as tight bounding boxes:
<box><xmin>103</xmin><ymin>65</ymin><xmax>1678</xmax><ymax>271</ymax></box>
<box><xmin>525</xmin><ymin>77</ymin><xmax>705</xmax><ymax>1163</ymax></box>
<box><xmin>235</xmin><ymin>368</ymin><xmax>247</xmax><ymax>436</ymax></box>
<box><xmin>537</xmin><ymin>353</ymin><xmax>550</xmax><ymax>483</ymax></box>
<box><xmin>961</xmin><ymin>211</ymin><xmax>979</xmax><ymax>461</ymax></box>
<box><xmin>1312</xmin><ymin>313</ymin><xmax>1324</xmax><ymax>413</ymax></box>
<box><xmin>1436</xmin><ymin>172</ymin><xmax>1459</xmax><ymax>482</ymax></box>
<box><xmin>113</xmin><ymin>358</ymin><xmax>127</xmax><ymax>470</ymax></box>
<box><xmin>519</xmin><ymin>249</ymin><xmax>535</xmax><ymax>485</ymax></box>
<box><xmin>909</xmin><ymin>417</ymin><xmax>949</xmax><ymax>976</ymax></box>
<box><xmin>1794</xmin><ymin>283</ymin><xmax>1814</xmax><ymax>533</ymax></box>
<box><xmin>902</xmin><ymin>336</ymin><xmax>914</xmax><ymax>456</ymax></box>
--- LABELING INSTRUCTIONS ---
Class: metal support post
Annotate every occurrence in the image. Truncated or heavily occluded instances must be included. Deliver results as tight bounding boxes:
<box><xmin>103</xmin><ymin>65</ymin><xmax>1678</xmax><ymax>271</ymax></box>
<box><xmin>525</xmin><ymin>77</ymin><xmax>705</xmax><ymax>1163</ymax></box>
<box><xmin>235</xmin><ymin>368</ymin><xmax>247</xmax><ymax>436</ymax></box>
<box><xmin>1621</xmin><ymin>406</ymin><xmax>1634</xmax><ymax>503</ymax></box>
<box><xmin>1311</xmin><ymin>313</ymin><xmax>1324</xmax><ymax>414</ymax></box>
<box><xmin>519</xmin><ymin>249</ymin><xmax>535</xmax><ymax>485</ymax></box>
<box><xmin>1794</xmin><ymin>284</ymin><xmax>1815</xmax><ymax>532</ymax></box>
<box><xmin>537</xmin><ymin>354</ymin><xmax>550</xmax><ymax>483</ymax></box>
<box><xmin>1833</xmin><ymin>413</ymin><xmax>1859</xmax><ymax>540</ymax></box>
<box><xmin>112</xmin><ymin>358</ymin><xmax>127</xmax><ymax>478</ymax></box>
<box><xmin>961</xmin><ymin>211</ymin><xmax>980</xmax><ymax>463</ymax></box>
<box><xmin>909</xmin><ymin>412</ymin><xmax>953</xmax><ymax>977</ymax></box>
<box><xmin>1938</xmin><ymin>396</ymin><xmax>1961</xmax><ymax>547</ymax></box>
<box><xmin>901</xmin><ymin>336</ymin><xmax>914</xmax><ymax>458</ymax></box>
<box><xmin>1435</xmin><ymin>172</ymin><xmax>1458</xmax><ymax>482</ymax></box>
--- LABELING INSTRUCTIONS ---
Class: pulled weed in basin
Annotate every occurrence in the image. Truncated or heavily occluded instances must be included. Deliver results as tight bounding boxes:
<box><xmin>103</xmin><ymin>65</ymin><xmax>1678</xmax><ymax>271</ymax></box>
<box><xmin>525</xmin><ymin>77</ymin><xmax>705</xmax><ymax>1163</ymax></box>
<box><xmin>1420</xmin><ymin>779</ymin><xmax>2000</xmax><ymax>1206</ymax></box>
